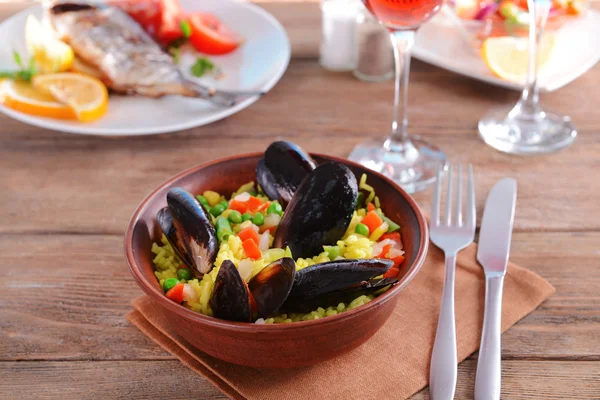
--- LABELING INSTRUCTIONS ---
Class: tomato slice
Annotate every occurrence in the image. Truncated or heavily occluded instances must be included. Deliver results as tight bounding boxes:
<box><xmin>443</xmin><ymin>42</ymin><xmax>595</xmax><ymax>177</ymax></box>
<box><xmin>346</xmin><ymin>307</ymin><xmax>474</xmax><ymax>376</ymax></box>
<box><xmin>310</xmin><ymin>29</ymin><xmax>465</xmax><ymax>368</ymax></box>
<box><xmin>188</xmin><ymin>12</ymin><xmax>241</xmax><ymax>55</ymax></box>
<box><xmin>110</xmin><ymin>0</ymin><xmax>162</xmax><ymax>36</ymax></box>
<box><xmin>157</xmin><ymin>0</ymin><xmax>184</xmax><ymax>45</ymax></box>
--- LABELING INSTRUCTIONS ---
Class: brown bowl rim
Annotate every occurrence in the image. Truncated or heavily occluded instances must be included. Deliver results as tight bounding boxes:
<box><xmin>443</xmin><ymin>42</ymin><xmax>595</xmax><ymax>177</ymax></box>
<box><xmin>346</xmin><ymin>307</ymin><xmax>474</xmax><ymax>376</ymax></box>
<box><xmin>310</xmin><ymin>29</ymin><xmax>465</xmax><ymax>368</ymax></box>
<box><xmin>125</xmin><ymin>152</ymin><xmax>429</xmax><ymax>332</ymax></box>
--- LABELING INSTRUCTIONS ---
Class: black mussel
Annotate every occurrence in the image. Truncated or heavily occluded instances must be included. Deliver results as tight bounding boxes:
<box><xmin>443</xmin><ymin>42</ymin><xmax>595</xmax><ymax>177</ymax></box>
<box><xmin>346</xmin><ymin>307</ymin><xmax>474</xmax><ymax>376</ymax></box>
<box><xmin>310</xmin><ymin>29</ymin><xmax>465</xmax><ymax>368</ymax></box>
<box><xmin>210</xmin><ymin>261</ymin><xmax>252</xmax><ymax>322</ymax></box>
<box><xmin>248</xmin><ymin>257</ymin><xmax>296</xmax><ymax>318</ymax></box>
<box><xmin>256</xmin><ymin>141</ymin><xmax>316</xmax><ymax>206</ymax></box>
<box><xmin>282</xmin><ymin>277</ymin><xmax>398</xmax><ymax>313</ymax></box>
<box><xmin>161</xmin><ymin>187</ymin><xmax>218</xmax><ymax>277</ymax></box>
<box><xmin>285</xmin><ymin>258</ymin><xmax>393</xmax><ymax>301</ymax></box>
<box><xmin>273</xmin><ymin>162</ymin><xmax>358</xmax><ymax>259</ymax></box>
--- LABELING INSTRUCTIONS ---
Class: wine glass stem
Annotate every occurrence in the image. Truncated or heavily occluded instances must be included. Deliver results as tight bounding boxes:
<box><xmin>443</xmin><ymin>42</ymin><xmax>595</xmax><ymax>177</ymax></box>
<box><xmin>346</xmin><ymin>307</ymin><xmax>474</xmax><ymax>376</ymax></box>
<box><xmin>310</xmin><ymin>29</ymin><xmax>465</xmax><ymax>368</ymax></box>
<box><xmin>385</xmin><ymin>29</ymin><xmax>416</xmax><ymax>154</ymax></box>
<box><xmin>519</xmin><ymin>0</ymin><xmax>550</xmax><ymax>115</ymax></box>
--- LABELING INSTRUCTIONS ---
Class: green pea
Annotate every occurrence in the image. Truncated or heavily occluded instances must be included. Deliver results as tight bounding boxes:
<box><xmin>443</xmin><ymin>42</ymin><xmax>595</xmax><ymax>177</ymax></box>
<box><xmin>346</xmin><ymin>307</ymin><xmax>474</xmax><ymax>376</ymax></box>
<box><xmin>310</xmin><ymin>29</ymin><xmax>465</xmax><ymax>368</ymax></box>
<box><xmin>210</xmin><ymin>204</ymin><xmax>225</xmax><ymax>217</ymax></box>
<box><xmin>355</xmin><ymin>223</ymin><xmax>369</xmax><ymax>236</ymax></box>
<box><xmin>228</xmin><ymin>210</ymin><xmax>243</xmax><ymax>224</ymax></box>
<box><xmin>177</xmin><ymin>268</ymin><xmax>193</xmax><ymax>281</ymax></box>
<box><xmin>163</xmin><ymin>277</ymin><xmax>179</xmax><ymax>292</ymax></box>
<box><xmin>252</xmin><ymin>213</ymin><xmax>265</xmax><ymax>226</ymax></box>
<box><xmin>242</xmin><ymin>213</ymin><xmax>252</xmax><ymax>222</ymax></box>
<box><xmin>220</xmin><ymin>200</ymin><xmax>229</xmax><ymax>208</ymax></box>
<box><xmin>196</xmin><ymin>195</ymin><xmax>209</xmax><ymax>207</ymax></box>
<box><xmin>267</xmin><ymin>202</ymin><xmax>283</xmax><ymax>216</ymax></box>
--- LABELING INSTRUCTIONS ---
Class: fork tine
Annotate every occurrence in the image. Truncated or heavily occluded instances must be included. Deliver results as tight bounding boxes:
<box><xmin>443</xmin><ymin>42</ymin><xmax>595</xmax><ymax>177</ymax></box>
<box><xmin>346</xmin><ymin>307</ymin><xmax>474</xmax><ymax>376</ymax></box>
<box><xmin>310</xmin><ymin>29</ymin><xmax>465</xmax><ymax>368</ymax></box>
<box><xmin>453</xmin><ymin>165</ymin><xmax>463</xmax><ymax>226</ymax></box>
<box><xmin>466</xmin><ymin>164</ymin><xmax>476</xmax><ymax>230</ymax></box>
<box><xmin>431</xmin><ymin>166</ymin><xmax>442</xmax><ymax>226</ymax></box>
<box><xmin>445</xmin><ymin>164</ymin><xmax>453</xmax><ymax>226</ymax></box>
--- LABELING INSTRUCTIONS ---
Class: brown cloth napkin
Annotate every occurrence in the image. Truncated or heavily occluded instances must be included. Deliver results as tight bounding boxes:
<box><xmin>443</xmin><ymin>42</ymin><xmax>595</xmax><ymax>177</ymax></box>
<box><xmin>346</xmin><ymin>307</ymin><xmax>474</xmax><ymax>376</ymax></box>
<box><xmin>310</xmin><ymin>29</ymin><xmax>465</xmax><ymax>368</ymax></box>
<box><xmin>127</xmin><ymin>243</ymin><xmax>555</xmax><ymax>400</ymax></box>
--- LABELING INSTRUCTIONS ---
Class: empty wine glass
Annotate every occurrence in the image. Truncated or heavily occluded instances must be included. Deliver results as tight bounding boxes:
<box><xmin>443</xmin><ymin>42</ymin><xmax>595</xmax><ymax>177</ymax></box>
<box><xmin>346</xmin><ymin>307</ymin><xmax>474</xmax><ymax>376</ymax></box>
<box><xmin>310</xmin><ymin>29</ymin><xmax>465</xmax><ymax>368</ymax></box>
<box><xmin>478</xmin><ymin>0</ymin><xmax>577</xmax><ymax>154</ymax></box>
<box><xmin>348</xmin><ymin>0</ymin><xmax>447</xmax><ymax>193</ymax></box>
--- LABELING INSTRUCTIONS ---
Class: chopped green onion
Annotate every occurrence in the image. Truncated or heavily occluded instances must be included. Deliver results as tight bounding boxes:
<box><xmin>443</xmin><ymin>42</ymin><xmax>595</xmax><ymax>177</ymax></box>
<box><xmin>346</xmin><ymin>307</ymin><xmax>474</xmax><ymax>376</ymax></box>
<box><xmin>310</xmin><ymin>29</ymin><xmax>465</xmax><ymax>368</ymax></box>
<box><xmin>216</xmin><ymin>216</ymin><xmax>233</xmax><ymax>242</ymax></box>
<box><xmin>324</xmin><ymin>245</ymin><xmax>341</xmax><ymax>260</ymax></box>
<box><xmin>180</xmin><ymin>20</ymin><xmax>192</xmax><ymax>38</ymax></box>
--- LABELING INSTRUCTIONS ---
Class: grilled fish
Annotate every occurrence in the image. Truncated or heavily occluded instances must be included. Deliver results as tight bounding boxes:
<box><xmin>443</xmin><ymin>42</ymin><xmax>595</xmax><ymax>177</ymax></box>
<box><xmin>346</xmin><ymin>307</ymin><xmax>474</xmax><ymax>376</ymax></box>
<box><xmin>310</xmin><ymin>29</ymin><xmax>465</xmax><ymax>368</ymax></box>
<box><xmin>46</xmin><ymin>2</ymin><xmax>260</xmax><ymax>106</ymax></box>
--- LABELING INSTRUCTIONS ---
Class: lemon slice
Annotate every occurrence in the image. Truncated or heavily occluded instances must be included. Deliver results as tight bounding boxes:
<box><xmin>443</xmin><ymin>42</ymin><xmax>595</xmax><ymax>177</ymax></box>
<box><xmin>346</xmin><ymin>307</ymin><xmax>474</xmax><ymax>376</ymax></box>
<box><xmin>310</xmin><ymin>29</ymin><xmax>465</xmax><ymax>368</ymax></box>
<box><xmin>25</xmin><ymin>15</ymin><xmax>74</xmax><ymax>74</ymax></box>
<box><xmin>481</xmin><ymin>34</ymin><xmax>556</xmax><ymax>83</ymax></box>
<box><xmin>0</xmin><ymin>79</ymin><xmax>75</xmax><ymax>119</ymax></box>
<box><xmin>33</xmin><ymin>73</ymin><xmax>108</xmax><ymax>122</ymax></box>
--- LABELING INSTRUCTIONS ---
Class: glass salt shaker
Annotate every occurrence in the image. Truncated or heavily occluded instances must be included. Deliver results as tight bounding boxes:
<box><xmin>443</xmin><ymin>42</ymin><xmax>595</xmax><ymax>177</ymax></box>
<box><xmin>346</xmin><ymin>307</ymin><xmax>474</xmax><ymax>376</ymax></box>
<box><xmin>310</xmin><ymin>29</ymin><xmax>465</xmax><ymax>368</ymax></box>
<box><xmin>319</xmin><ymin>0</ymin><xmax>360</xmax><ymax>71</ymax></box>
<box><xmin>353</xmin><ymin>6</ymin><xmax>394</xmax><ymax>82</ymax></box>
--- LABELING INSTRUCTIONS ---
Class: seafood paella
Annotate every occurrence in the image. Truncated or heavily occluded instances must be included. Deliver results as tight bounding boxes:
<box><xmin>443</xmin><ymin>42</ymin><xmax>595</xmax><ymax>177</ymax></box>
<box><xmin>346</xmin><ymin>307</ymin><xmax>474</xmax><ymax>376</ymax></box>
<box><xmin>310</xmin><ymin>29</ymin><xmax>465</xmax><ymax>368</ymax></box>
<box><xmin>152</xmin><ymin>141</ymin><xmax>406</xmax><ymax>324</ymax></box>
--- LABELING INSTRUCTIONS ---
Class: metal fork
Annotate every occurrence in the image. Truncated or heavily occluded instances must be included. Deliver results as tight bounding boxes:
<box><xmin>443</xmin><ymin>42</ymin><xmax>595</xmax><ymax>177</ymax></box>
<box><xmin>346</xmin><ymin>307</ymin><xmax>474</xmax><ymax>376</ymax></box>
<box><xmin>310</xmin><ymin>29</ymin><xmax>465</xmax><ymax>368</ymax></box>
<box><xmin>429</xmin><ymin>165</ymin><xmax>476</xmax><ymax>400</ymax></box>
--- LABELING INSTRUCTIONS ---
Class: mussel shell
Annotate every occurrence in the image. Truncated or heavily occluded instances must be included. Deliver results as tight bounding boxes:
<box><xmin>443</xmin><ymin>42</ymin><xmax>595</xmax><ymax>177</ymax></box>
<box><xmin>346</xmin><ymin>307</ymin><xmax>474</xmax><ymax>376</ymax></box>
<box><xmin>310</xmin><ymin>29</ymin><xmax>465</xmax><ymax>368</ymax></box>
<box><xmin>281</xmin><ymin>277</ymin><xmax>398</xmax><ymax>313</ymax></box>
<box><xmin>256</xmin><ymin>141</ymin><xmax>316</xmax><ymax>206</ymax></box>
<box><xmin>156</xmin><ymin>206</ymin><xmax>189</xmax><ymax>265</ymax></box>
<box><xmin>210</xmin><ymin>260</ymin><xmax>252</xmax><ymax>322</ymax></box>
<box><xmin>248</xmin><ymin>257</ymin><xmax>296</xmax><ymax>318</ymax></box>
<box><xmin>285</xmin><ymin>258</ymin><xmax>394</xmax><ymax>301</ymax></box>
<box><xmin>165</xmin><ymin>187</ymin><xmax>218</xmax><ymax>277</ymax></box>
<box><xmin>273</xmin><ymin>162</ymin><xmax>358</xmax><ymax>259</ymax></box>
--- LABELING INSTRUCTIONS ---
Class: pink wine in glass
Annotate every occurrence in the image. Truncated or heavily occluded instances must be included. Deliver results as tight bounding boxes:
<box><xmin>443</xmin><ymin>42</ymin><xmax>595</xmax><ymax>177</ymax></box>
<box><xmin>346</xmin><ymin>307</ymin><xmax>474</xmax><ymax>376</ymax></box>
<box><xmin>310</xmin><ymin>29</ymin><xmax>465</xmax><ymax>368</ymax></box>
<box><xmin>363</xmin><ymin>0</ymin><xmax>443</xmax><ymax>29</ymax></box>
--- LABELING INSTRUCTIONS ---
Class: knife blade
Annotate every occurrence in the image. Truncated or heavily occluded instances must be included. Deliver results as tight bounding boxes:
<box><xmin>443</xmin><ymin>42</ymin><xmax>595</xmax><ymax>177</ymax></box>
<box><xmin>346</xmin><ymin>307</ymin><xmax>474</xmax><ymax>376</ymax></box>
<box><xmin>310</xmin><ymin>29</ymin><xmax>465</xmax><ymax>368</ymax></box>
<box><xmin>474</xmin><ymin>177</ymin><xmax>517</xmax><ymax>400</ymax></box>
<box><xmin>477</xmin><ymin>178</ymin><xmax>517</xmax><ymax>276</ymax></box>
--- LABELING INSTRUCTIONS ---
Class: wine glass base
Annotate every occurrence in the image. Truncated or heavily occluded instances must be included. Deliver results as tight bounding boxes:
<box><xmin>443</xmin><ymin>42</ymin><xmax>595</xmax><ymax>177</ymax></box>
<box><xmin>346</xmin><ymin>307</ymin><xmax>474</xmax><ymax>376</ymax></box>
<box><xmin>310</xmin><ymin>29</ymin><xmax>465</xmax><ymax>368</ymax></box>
<box><xmin>478</xmin><ymin>105</ymin><xmax>577</xmax><ymax>155</ymax></box>
<box><xmin>348</xmin><ymin>137</ymin><xmax>447</xmax><ymax>193</ymax></box>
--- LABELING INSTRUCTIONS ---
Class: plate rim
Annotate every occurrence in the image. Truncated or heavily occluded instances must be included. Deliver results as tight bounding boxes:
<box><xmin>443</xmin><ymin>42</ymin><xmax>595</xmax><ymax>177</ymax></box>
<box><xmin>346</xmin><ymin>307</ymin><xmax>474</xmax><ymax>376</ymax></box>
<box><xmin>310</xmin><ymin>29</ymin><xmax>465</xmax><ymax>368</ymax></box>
<box><xmin>0</xmin><ymin>0</ymin><xmax>291</xmax><ymax>136</ymax></box>
<box><xmin>413</xmin><ymin>10</ymin><xmax>600</xmax><ymax>93</ymax></box>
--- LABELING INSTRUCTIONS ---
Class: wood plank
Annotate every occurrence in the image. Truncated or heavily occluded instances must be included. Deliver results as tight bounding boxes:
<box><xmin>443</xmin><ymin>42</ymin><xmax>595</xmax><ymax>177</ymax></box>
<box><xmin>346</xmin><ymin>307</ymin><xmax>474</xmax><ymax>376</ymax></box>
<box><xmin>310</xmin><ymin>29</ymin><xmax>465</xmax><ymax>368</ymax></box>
<box><xmin>1</xmin><ymin>232</ymin><xmax>598</xmax><ymax>362</ymax></box>
<box><xmin>1</xmin><ymin>360</ymin><xmax>598</xmax><ymax>399</ymax></box>
<box><xmin>1</xmin><ymin>61</ymin><xmax>599</xmax><ymax>234</ymax></box>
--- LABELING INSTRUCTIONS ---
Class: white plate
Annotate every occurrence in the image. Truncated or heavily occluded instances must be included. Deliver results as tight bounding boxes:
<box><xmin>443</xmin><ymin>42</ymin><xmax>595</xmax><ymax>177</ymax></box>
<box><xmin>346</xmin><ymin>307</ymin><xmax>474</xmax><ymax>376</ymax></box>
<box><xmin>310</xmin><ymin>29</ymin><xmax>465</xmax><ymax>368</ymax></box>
<box><xmin>413</xmin><ymin>9</ymin><xmax>600</xmax><ymax>92</ymax></box>
<box><xmin>0</xmin><ymin>0</ymin><xmax>290</xmax><ymax>136</ymax></box>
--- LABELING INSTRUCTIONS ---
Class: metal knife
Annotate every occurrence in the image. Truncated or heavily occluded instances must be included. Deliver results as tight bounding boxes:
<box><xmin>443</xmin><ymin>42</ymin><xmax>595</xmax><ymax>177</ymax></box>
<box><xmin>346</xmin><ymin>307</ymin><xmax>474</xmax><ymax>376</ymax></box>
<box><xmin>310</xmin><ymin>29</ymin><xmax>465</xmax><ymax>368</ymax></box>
<box><xmin>474</xmin><ymin>178</ymin><xmax>517</xmax><ymax>400</ymax></box>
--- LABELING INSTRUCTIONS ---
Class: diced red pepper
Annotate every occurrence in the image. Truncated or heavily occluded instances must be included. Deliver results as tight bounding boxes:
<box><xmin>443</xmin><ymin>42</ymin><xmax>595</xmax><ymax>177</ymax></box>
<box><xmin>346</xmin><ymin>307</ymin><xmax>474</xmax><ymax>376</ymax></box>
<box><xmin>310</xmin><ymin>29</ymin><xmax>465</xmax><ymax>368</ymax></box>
<box><xmin>380</xmin><ymin>232</ymin><xmax>401</xmax><ymax>243</ymax></box>
<box><xmin>242</xmin><ymin>238</ymin><xmax>261</xmax><ymax>260</ymax></box>
<box><xmin>229</xmin><ymin>199</ymin><xmax>248</xmax><ymax>214</ymax></box>
<box><xmin>257</xmin><ymin>201</ymin><xmax>271</xmax><ymax>212</ymax></box>
<box><xmin>166</xmin><ymin>283</ymin><xmax>185</xmax><ymax>303</ymax></box>
<box><xmin>367</xmin><ymin>203</ymin><xmax>375</xmax><ymax>212</ymax></box>
<box><xmin>383</xmin><ymin>267</ymin><xmax>400</xmax><ymax>279</ymax></box>
<box><xmin>245</xmin><ymin>196</ymin><xmax>263</xmax><ymax>212</ymax></box>
<box><xmin>238</xmin><ymin>227</ymin><xmax>259</xmax><ymax>245</ymax></box>
<box><xmin>362</xmin><ymin>210</ymin><xmax>383</xmax><ymax>234</ymax></box>
<box><xmin>390</xmin><ymin>255</ymin><xmax>405</xmax><ymax>269</ymax></box>
<box><xmin>379</xmin><ymin>244</ymin><xmax>392</xmax><ymax>258</ymax></box>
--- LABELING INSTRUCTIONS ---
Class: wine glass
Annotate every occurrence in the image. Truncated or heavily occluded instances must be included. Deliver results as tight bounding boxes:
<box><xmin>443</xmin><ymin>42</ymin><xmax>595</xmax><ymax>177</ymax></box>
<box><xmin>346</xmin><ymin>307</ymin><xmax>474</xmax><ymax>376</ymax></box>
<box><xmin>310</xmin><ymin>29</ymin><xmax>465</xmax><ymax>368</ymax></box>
<box><xmin>478</xmin><ymin>0</ymin><xmax>577</xmax><ymax>154</ymax></box>
<box><xmin>348</xmin><ymin>0</ymin><xmax>448</xmax><ymax>193</ymax></box>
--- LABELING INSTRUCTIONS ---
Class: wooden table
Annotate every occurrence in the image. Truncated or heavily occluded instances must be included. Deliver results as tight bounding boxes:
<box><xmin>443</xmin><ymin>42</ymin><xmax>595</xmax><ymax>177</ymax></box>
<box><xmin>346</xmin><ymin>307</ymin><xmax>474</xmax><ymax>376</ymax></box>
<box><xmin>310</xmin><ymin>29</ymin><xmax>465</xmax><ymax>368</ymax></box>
<box><xmin>1</xmin><ymin>2</ymin><xmax>599</xmax><ymax>399</ymax></box>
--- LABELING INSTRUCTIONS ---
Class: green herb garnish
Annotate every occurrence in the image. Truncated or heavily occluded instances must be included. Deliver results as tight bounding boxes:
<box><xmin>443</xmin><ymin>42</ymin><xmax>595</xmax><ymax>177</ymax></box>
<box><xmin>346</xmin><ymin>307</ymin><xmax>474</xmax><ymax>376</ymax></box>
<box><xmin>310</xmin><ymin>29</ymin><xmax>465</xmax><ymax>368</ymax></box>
<box><xmin>0</xmin><ymin>50</ymin><xmax>37</xmax><ymax>82</ymax></box>
<box><xmin>190</xmin><ymin>57</ymin><xmax>216</xmax><ymax>78</ymax></box>
<box><xmin>180</xmin><ymin>20</ymin><xmax>192</xmax><ymax>39</ymax></box>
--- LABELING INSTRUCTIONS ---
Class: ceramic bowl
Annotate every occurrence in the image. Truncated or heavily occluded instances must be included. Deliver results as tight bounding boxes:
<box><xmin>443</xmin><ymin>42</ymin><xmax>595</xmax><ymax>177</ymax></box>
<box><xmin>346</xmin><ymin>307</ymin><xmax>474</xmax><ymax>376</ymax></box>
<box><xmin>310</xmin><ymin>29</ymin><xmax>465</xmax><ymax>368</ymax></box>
<box><xmin>125</xmin><ymin>153</ymin><xmax>428</xmax><ymax>368</ymax></box>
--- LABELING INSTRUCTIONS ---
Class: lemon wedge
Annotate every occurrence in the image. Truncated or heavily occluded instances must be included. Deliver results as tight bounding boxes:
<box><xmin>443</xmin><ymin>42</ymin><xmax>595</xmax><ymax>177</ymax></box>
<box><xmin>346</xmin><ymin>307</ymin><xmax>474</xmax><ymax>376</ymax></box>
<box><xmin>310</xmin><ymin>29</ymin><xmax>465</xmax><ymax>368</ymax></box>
<box><xmin>25</xmin><ymin>15</ymin><xmax>74</xmax><ymax>74</ymax></box>
<box><xmin>0</xmin><ymin>79</ymin><xmax>75</xmax><ymax>119</ymax></box>
<box><xmin>33</xmin><ymin>73</ymin><xmax>108</xmax><ymax>122</ymax></box>
<box><xmin>481</xmin><ymin>34</ymin><xmax>556</xmax><ymax>83</ymax></box>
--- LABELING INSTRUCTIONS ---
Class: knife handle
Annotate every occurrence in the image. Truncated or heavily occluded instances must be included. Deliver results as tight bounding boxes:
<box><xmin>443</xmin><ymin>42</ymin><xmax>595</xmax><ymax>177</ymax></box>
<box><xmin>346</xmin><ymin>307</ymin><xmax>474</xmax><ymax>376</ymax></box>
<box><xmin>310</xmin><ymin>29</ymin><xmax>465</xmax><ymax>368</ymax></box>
<box><xmin>429</xmin><ymin>253</ymin><xmax>458</xmax><ymax>400</ymax></box>
<box><xmin>475</xmin><ymin>275</ymin><xmax>505</xmax><ymax>400</ymax></box>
